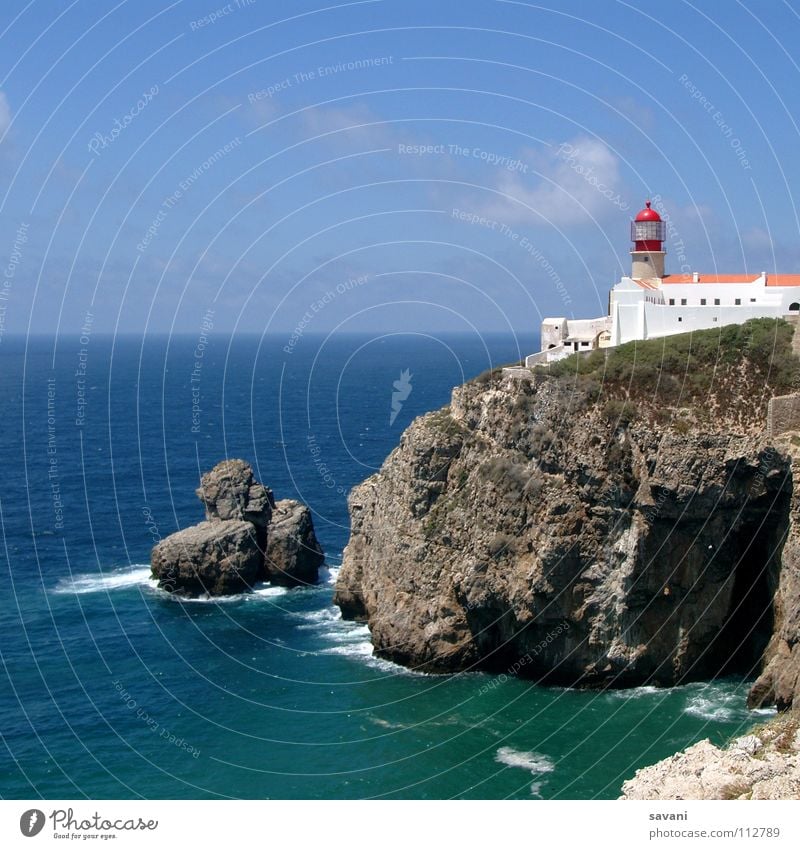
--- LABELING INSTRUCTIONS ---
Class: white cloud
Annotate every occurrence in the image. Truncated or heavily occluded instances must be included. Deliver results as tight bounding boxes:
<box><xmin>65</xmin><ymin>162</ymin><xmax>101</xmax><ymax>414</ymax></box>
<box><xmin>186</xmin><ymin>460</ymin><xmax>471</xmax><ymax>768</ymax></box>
<box><xmin>298</xmin><ymin>102</ymin><xmax>397</xmax><ymax>150</ymax></box>
<box><xmin>0</xmin><ymin>91</ymin><xmax>11</xmax><ymax>136</ymax></box>
<box><xmin>482</xmin><ymin>136</ymin><xmax>629</xmax><ymax>226</ymax></box>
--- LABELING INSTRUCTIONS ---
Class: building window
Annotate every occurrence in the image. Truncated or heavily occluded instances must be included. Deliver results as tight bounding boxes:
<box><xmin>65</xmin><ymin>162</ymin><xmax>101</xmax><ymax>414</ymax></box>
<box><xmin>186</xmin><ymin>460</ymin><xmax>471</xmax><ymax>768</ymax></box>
<box><xmin>750</xmin><ymin>298</ymin><xmax>756</xmax><ymax>303</ymax></box>
<box><xmin>735</xmin><ymin>298</ymin><xmax>741</xmax><ymax>305</ymax></box>
<box><xmin>681</xmin><ymin>298</ymin><xmax>687</xmax><ymax>305</ymax></box>
<box><xmin>713</xmin><ymin>317</ymin><xmax>718</xmax><ymax>322</ymax></box>
<box><xmin>700</xmin><ymin>298</ymin><xmax>706</xmax><ymax>305</ymax></box>
<box><xmin>678</xmin><ymin>317</ymin><xmax>682</xmax><ymax>322</ymax></box>
<box><xmin>669</xmin><ymin>298</ymin><xmax>675</xmax><ymax>305</ymax></box>
<box><xmin>714</xmin><ymin>298</ymin><xmax>720</xmax><ymax>305</ymax></box>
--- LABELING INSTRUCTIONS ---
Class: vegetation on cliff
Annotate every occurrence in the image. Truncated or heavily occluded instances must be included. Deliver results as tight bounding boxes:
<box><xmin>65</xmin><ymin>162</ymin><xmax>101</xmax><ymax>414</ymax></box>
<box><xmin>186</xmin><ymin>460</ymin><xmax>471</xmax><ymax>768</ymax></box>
<box><xmin>534</xmin><ymin>318</ymin><xmax>800</xmax><ymax>431</ymax></box>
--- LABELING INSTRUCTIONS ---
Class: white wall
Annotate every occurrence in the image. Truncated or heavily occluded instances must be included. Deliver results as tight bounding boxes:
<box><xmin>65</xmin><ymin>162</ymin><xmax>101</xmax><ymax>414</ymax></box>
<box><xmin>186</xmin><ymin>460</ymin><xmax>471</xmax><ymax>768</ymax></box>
<box><xmin>538</xmin><ymin>277</ymin><xmax>800</xmax><ymax>358</ymax></box>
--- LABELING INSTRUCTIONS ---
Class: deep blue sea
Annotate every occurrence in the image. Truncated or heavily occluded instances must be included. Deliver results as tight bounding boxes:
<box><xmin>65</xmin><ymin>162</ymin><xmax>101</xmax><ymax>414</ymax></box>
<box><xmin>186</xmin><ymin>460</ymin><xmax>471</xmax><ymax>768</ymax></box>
<box><xmin>0</xmin><ymin>332</ymin><xmax>772</xmax><ymax>800</ymax></box>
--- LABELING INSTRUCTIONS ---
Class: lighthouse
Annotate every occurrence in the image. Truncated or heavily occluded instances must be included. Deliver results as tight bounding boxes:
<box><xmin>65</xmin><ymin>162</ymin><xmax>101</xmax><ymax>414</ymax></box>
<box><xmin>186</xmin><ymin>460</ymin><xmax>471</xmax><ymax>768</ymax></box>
<box><xmin>525</xmin><ymin>197</ymin><xmax>800</xmax><ymax>367</ymax></box>
<box><xmin>630</xmin><ymin>200</ymin><xmax>666</xmax><ymax>279</ymax></box>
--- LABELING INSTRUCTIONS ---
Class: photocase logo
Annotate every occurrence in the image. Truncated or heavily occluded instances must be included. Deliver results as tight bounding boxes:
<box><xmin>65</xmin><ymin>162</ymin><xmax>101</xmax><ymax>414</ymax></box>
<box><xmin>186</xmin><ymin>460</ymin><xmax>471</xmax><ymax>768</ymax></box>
<box><xmin>390</xmin><ymin>369</ymin><xmax>413</xmax><ymax>426</ymax></box>
<box><xmin>19</xmin><ymin>809</ymin><xmax>45</xmax><ymax>837</ymax></box>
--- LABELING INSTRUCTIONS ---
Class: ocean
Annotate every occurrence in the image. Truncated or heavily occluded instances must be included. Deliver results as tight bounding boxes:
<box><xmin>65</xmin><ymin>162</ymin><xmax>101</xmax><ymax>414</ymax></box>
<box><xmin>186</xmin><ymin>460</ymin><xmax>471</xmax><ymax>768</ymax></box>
<box><xmin>0</xmin><ymin>332</ymin><xmax>772</xmax><ymax>799</ymax></box>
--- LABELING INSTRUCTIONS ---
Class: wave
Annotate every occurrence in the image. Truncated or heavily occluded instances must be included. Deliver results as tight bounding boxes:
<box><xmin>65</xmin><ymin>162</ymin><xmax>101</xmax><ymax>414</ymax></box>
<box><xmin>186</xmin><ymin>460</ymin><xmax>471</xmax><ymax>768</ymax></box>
<box><xmin>308</xmin><ymin>617</ymin><xmax>428</xmax><ymax>675</ymax></box>
<box><xmin>249</xmin><ymin>584</ymin><xmax>289</xmax><ymax>599</ymax></box>
<box><xmin>52</xmin><ymin>566</ymin><xmax>154</xmax><ymax>595</ymax></box>
<box><xmin>607</xmin><ymin>685</ymin><xmax>663</xmax><ymax>700</ymax></box>
<box><xmin>294</xmin><ymin>607</ymin><xmax>342</xmax><ymax>627</ymax></box>
<box><xmin>294</xmin><ymin>608</ymin><xmax>369</xmax><ymax>644</ymax></box>
<box><xmin>682</xmin><ymin>681</ymin><xmax>775</xmax><ymax>722</ymax></box>
<box><xmin>52</xmin><ymin>568</ymin><xmax>292</xmax><ymax>603</ymax></box>
<box><xmin>318</xmin><ymin>564</ymin><xmax>340</xmax><ymax>585</ymax></box>
<box><xmin>315</xmin><ymin>622</ymin><xmax>380</xmax><ymax>659</ymax></box>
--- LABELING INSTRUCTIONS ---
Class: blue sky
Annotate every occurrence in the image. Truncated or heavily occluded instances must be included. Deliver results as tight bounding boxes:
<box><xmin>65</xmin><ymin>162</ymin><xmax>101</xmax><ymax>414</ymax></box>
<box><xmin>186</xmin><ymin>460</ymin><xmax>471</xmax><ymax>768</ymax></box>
<box><xmin>2</xmin><ymin>0</ymin><xmax>800</xmax><ymax>337</ymax></box>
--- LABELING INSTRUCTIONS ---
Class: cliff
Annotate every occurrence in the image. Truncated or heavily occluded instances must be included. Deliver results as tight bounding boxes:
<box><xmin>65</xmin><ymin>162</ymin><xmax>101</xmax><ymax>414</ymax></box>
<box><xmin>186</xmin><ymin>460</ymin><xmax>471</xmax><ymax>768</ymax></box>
<box><xmin>334</xmin><ymin>319</ymin><xmax>800</xmax><ymax>710</ymax></box>
<box><xmin>620</xmin><ymin>713</ymin><xmax>800</xmax><ymax>799</ymax></box>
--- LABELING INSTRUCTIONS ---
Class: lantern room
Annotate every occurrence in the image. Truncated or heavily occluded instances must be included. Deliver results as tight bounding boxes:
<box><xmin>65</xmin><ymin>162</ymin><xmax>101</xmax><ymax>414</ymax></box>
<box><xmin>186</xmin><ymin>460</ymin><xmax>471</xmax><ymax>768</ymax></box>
<box><xmin>630</xmin><ymin>200</ymin><xmax>667</xmax><ymax>279</ymax></box>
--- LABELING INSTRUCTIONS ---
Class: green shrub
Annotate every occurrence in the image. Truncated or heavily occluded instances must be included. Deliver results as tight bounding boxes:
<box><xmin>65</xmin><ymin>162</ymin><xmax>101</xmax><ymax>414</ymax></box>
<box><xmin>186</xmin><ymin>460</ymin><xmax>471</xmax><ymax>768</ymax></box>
<box><xmin>603</xmin><ymin>399</ymin><xmax>638</xmax><ymax>426</ymax></box>
<box><xmin>548</xmin><ymin>318</ymin><xmax>800</xmax><ymax>407</ymax></box>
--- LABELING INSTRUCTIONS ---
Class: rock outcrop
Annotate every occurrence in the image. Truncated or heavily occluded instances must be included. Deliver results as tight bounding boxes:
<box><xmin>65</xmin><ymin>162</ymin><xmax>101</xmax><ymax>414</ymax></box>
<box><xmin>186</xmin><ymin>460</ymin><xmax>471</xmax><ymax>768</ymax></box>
<box><xmin>265</xmin><ymin>499</ymin><xmax>325</xmax><ymax>587</ymax></box>
<box><xmin>334</xmin><ymin>320</ymin><xmax>800</xmax><ymax>710</ymax></box>
<box><xmin>195</xmin><ymin>459</ymin><xmax>274</xmax><ymax>529</ymax></box>
<box><xmin>151</xmin><ymin>520</ymin><xmax>264</xmax><ymax>597</ymax></box>
<box><xmin>151</xmin><ymin>460</ymin><xmax>324</xmax><ymax>596</ymax></box>
<box><xmin>620</xmin><ymin>714</ymin><xmax>800</xmax><ymax>799</ymax></box>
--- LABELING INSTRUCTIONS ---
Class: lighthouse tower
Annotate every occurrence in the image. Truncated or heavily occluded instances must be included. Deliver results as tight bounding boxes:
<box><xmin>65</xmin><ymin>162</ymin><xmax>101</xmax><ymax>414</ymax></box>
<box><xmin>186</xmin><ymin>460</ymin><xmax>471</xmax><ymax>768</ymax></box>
<box><xmin>631</xmin><ymin>200</ymin><xmax>666</xmax><ymax>280</ymax></box>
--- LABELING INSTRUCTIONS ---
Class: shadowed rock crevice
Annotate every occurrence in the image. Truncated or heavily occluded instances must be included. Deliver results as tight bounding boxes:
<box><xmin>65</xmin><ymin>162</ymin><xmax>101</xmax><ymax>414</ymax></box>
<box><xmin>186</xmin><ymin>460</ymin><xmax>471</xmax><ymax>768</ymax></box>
<box><xmin>712</xmin><ymin>508</ymin><xmax>787</xmax><ymax>678</ymax></box>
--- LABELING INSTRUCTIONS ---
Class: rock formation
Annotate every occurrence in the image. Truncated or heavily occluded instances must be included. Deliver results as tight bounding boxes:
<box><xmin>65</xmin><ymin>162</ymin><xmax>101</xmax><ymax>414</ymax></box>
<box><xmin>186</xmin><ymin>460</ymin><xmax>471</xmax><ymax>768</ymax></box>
<box><xmin>265</xmin><ymin>499</ymin><xmax>325</xmax><ymax>587</ymax></box>
<box><xmin>151</xmin><ymin>520</ymin><xmax>264</xmax><ymax>597</ymax></box>
<box><xmin>620</xmin><ymin>713</ymin><xmax>800</xmax><ymax>799</ymax></box>
<box><xmin>334</xmin><ymin>319</ymin><xmax>800</xmax><ymax>712</ymax></box>
<box><xmin>151</xmin><ymin>460</ymin><xmax>324</xmax><ymax>596</ymax></box>
<box><xmin>195</xmin><ymin>459</ymin><xmax>274</xmax><ymax>529</ymax></box>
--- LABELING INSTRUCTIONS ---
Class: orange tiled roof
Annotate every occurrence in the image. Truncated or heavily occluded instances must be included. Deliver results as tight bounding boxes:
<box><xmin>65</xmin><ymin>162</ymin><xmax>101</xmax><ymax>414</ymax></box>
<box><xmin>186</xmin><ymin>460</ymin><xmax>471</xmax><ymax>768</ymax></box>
<box><xmin>661</xmin><ymin>273</ymin><xmax>800</xmax><ymax>286</ymax></box>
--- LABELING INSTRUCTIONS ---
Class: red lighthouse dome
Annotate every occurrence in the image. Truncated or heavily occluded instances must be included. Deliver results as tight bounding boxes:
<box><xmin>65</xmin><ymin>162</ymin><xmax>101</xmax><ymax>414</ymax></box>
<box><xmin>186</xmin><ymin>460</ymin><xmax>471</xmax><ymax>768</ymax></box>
<box><xmin>631</xmin><ymin>200</ymin><xmax>665</xmax><ymax>252</ymax></box>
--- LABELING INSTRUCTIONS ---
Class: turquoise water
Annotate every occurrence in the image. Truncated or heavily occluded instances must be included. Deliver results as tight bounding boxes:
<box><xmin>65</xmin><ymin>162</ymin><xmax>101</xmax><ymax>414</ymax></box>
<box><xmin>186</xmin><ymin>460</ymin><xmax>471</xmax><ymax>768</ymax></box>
<box><xmin>0</xmin><ymin>334</ymin><xmax>772</xmax><ymax>799</ymax></box>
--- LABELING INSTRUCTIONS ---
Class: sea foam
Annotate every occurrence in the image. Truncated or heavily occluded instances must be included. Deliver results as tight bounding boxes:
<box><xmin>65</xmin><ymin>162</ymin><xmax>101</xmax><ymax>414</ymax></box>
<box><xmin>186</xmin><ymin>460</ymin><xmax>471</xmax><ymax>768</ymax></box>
<box><xmin>495</xmin><ymin>746</ymin><xmax>555</xmax><ymax>798</ymax></box>
<box><xmin>52</xmin><ymin>566</ymin><xmax>154</xmax><ymax>595</ymax></box>
<box><xmin>495</xmin><ymin>746</ymin><xmax>555</xmax><ymax>774</ymax></box>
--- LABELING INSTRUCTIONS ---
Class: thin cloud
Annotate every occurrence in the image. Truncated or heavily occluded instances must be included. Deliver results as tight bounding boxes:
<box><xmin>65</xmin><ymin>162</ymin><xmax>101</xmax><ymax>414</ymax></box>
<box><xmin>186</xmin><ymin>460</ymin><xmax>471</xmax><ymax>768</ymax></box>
<box><xmin>0</xmin><ymin>91</ymin><xmax>11</xmax><ymax>136</ymax></box>
<box><xmin>481</xmin><ymin>136</ymin><xmax>628</xmax><ymax>226</ymax></box>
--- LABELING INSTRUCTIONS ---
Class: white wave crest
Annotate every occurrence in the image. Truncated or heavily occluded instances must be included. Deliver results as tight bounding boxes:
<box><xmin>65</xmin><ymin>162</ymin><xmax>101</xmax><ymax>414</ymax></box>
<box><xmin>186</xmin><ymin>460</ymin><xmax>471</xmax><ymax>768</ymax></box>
<box><xmin>608</xmin><ymin>685</ymin><xmax>662</xmax><ymax>700</ymax></box>
<box><xmin>52</xmin><ymin>566</ymin><xmax>154</xmax><ymax>595</ymax></box>
<box><xmin>318</xmin><ymin>564</ymin><xmax>340</xmax><ymax>585</ymax></box>
<box><xmin>683</xmin><ymin>682</ymin><xmax>760</xmax><ymax>722</ymax></box>
<box><xmin>249</xmin><ymin>584</ymin><xmax>289</xmax><ymax>599</ymax></box>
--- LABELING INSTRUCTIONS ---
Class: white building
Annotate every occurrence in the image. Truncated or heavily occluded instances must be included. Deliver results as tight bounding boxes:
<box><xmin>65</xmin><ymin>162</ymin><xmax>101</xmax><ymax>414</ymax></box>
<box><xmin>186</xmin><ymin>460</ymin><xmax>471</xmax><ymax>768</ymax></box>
<box><xmin>528</xmin><ymin>200</ymin><xmax>800</xmax><ymax>366</ymax></box>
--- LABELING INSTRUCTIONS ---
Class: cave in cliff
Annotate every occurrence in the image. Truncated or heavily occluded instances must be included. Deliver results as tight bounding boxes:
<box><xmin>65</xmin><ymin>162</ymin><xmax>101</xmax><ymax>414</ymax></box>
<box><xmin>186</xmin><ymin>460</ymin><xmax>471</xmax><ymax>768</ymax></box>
<box><xmin>702</xmin><ymin>500</ymin><xmax>789</xmax><ymax>681</ymax></box>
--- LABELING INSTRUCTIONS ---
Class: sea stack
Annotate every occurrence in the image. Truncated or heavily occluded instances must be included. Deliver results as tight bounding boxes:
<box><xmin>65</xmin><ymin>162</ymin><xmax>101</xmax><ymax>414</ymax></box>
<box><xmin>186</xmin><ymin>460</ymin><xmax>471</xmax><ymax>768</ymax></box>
<box><xmin>151</xmin><ymin>459</ymin><xmax>324</xmax><ymax>597</ymax></box>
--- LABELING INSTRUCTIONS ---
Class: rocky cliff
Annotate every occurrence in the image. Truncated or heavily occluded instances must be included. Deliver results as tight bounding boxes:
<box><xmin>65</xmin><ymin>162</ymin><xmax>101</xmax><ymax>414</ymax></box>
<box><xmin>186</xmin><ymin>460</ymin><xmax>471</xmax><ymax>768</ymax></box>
<box><xmin>620</xmin><ymin>713</ymin><xmax>800</xmax><ymax>799</ymax></box>
<box><xmin>334</xmin><ymin>320</ymin><xmax>800</xmax><ymax>711</ymax></box>
<box><xmin>152</xmin><ymin>459</ymin><xmax>324</xmax><ymax>596</ymax></box>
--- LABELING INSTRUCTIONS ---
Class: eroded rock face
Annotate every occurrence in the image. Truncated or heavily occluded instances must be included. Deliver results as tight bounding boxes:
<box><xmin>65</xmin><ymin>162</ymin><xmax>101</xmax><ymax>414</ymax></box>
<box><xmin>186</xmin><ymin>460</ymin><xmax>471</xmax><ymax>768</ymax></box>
<box><xmin>195</xmin><ymin>459</ymin><xmax>274</xmax><ymax>527</ymax></box>
<box><xmin>748</xmin><ymin>508</ymin><xmax>800</xmax><ymax>711</ymax></box>
<box><xmin>151</xmin><ymin>460</ymin><xmax>324</xmax><ymax>597</ymax></box>
<box><xmin>334</xmin><ymin>376</ymin><xmax>796</xmax><ymax>696</ymax></box>
<box><xmin>264</xmin><ymin>499</ymin><xmax>325</xmax><ymax>587</ymax></box>
<box><xmin>620</xmin><ymin>715</ymin><xmax>800</xmax><ymax>799</ymax></box>
<box><xmin>151</xmin><ymin>520</ymin><xmax>263</xmax><ymax>596</ymax></box>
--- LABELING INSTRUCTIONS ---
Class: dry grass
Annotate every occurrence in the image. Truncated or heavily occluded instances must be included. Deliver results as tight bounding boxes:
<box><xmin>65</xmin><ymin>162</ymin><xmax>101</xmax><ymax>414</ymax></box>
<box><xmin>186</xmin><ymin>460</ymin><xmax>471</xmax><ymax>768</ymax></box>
<box><xmin>720</xmin><ymin>779</ymin><xmax>753</xmax><ymax>800</ymax></box>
